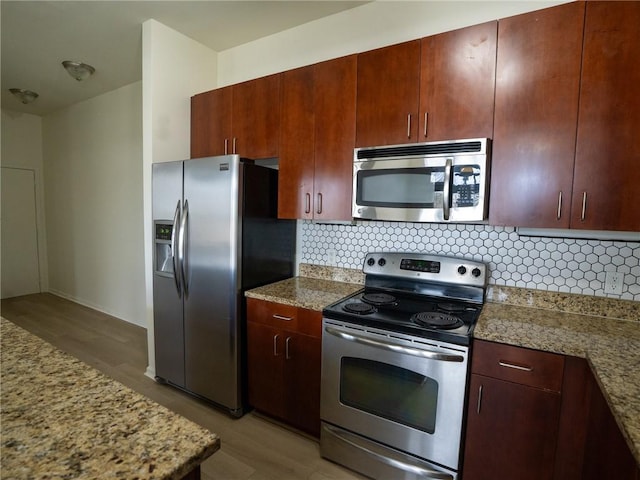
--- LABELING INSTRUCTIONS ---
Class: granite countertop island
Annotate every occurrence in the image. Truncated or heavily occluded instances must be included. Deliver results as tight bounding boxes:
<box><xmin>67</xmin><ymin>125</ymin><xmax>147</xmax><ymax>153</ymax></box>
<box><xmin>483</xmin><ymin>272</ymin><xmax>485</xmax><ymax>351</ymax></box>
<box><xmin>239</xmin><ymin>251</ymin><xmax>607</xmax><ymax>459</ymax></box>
<box><xmin>246</xmin><ymin>264</ymin><xmax>640</xmax><ymax>465</ymax></box>
<box><xmin>0</xmin><ymin>317</ymin><xmax>220</xmax><ymax>480</ymax></box>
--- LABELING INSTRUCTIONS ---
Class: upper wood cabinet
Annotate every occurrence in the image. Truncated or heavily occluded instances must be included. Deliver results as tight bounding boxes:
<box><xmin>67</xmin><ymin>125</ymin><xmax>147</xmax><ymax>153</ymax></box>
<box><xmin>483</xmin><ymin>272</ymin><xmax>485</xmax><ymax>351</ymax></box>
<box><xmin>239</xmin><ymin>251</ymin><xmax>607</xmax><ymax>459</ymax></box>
<box><xmin>571</xmin><ymin>1</ymin><xmax>640</xmax><ymax>232</ymax></box>
<box><xmin>232</xmin><ymin>73</ymin><xmax>281</xmax><ymax>160</ymax></box>
<box><xmin>489</xmin><ymin>1</ymin><xmax>585</xmax><ymax>229</ymax></box>
<box><xmin>190</xmin><ymin>74</ymin><xmax>281</xmax><ymax>160</ymax></box>
<box><xmin>278</xmin><ymin>65</ymin><xmax>315</xmax><ymax>219</ymax></box>
<box><xmin>191</xmin><ymin>87</ymin><xmax>232</xmax><ymax>158</ymax></box>
<box><xmin>279</xmin><ymin>55</ymin><xmax>357</xmax><ymax>221</ymax></box>
<box><xmin>490</xmin><ymin>1</ymin><xmax>640</xmax><ymax>232</ymax></box>
<box><xmin>419</xmin><ymin>21</ymin><xmax>497</xmax><ymax>142</ymax></box>
<box><xmin>356</xmin><ymin>40</ymin><xmax>421</xmax><ymax>147</ymax></box>
<box><xmin>355</xmin><ymin>24</ymin><xmax>497</xmax><ymax>148</ymax></box>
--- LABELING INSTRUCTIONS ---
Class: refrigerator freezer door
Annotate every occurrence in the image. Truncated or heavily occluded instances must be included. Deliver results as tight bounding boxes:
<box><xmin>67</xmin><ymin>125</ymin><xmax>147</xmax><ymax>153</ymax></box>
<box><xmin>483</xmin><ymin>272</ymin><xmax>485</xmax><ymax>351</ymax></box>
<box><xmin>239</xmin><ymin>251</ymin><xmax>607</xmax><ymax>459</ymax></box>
<box><xmin>183</xmin><ymin>155</ymin><xmax>242</xmax><ymax>412</ymax></box>
<box><xmin>152</xmin><ymin>161</ymin><xmax>186</xmax><ymax>388</ymax></box>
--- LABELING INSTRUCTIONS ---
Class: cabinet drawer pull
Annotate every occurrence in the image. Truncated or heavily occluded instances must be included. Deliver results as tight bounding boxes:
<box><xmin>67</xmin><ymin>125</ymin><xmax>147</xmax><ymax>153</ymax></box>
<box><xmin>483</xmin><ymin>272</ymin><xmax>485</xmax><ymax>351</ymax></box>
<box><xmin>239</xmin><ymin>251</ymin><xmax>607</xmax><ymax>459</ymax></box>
<box><xmin>272</xmin><ymin>314</ymin><xmax>292</xmax><ymax>321</ymax></box>
<box><xmin>499</xmin><ymin>360</ymin><xmax>533</xmax><ymax>372</ymax></box>
<box><xmin>232</xmin><ymin>137</ymin><xmax>237</xmax><ymax>154</ymax></box>
<box><xmin>273</xmin><ymin>334</ymin><xmax>279</xmax><ymax>356</ymax></box>
<box><xmin>224</xmin><ymin>138</ymin><xmax>228</xmax><ymax>155</ymax></box>
<box><xmin>477</xmin><ymin>385</ymin><xmax>483</xmax><ymax>414</ymax></box>
<box><xmin>407</xmin><ymin>114</ymin><xmax>412</xmax><ymax>138</ymax></box>
<box><xmin>581</xmin><ymin>191</ymin><xmax>587</xmax><ymax>221</ymax></box>
<box><xmin>316</xmin><ymin>193</ymin><xmax>323</xmax><ymax>215</ymax></box>
<box><xmin>557</xmin><ymin>191</ymin><xmax>563</xmax><ymax>220</ymax></box>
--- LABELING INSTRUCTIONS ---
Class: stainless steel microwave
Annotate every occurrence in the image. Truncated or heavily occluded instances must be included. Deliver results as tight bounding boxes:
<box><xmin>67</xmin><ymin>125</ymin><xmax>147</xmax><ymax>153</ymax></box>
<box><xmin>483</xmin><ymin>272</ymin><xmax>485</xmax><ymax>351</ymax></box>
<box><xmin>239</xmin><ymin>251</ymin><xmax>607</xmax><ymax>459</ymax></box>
<box><xmin>352</xmin><ymin>138</ymin><xmax>491</xmax><ymax>223</ymax></box>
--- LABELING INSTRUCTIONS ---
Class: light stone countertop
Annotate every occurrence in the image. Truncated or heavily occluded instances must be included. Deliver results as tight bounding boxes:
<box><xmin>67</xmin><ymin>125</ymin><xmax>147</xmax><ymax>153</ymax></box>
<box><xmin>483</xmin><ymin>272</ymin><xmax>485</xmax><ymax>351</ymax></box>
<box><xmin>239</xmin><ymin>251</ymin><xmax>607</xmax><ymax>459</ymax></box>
<box><xmin>245</xmin><ymin>275</ymin><xmax>362</xmax><ymax>311</ymax></box>
<box><xmin>476</xmin><ymin>285</ymin><xmax>640</xmax><ymax>465</ymax></box>
<box><xmin>246</xmin><ymin>265</ymin><xmax>640</xmax><ymax>465</ymax></box>
<box><xmin>0</xmin><ymin>317</ymin><xmax>220</xmax><ymax>480</ymax></box>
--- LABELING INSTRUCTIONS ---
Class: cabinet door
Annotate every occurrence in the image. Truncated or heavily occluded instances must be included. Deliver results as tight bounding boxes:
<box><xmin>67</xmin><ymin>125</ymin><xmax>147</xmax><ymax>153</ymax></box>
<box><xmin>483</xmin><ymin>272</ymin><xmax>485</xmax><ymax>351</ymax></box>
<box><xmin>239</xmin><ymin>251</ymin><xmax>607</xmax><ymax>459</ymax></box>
<box><xmin>489</xmin><ymin>2</ymin><xmax>585</xmax><ymax>228</ymax></box>
<box><xmin>191</xmin><ymin>87</ymin><xmax>232</xmax><ymax>158</ymax></box>
<box><xmin>283</xmin><ymin>331</ymin><xmax>321</xmax><ymax>437</ymax></box>
<box><xmin>572</xmin><ymin>1</ymin><xmax>640</xmax><ymax>231</ymax></box>
<box><xmin>313</xmin><ymin>55</ymin><xmax>357</xmax><ymax>221</ymax></box>
<box><xmin>419</xmin><ymin>21</ymin><xmax>497</xmax><ymax>142</ymax></box>
<box><xmin>247</xmin><ymin>322</ymin><xmax>284</xmax><ymax>418</ymax></box>
<box><xmin>463</xmin><ymin>374</ymin><xmax>562</xmax><ymax>480</ymax></box>
<box><xmin>356</xmin><ymin>40</ymin><xmax>421</xmax><ymax>147</ymax></box>
<box><xmin>232</xmin><ymin>73</ymin><xmax>281</xmax><ymax>159</ymax></box>
<box><xmin>278</xmin><ymin>65</ymin><xmax>315</xmax><ymax>219</ymax></box>
<box><xmin>581</xmin><ymin>363</ymin><xmax>639</xmax><ymax>480</ymax></box>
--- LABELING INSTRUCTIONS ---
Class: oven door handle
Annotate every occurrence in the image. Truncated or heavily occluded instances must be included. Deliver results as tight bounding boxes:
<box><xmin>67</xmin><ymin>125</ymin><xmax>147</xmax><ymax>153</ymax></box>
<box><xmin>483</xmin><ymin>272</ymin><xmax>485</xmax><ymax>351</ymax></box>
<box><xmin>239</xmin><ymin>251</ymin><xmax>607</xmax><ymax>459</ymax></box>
<box><xmin>324</xmin><ymin>326</ymin><xmax>464</xmax><ymax>362</ymax></box>
<box><xmin>323</xmin><ymin>424</ymin><xmax>454</xmax><ymax>479</ymax></box>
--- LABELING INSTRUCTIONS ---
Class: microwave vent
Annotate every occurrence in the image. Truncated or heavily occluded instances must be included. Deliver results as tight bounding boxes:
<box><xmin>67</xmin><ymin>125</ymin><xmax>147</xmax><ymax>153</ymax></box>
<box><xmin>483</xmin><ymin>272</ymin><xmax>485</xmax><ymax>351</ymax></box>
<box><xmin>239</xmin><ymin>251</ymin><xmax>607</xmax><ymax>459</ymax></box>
<box><xmin>356</xmin><ymin>139</ymin><xmax>487</xmax><ymax>160</ymax></box>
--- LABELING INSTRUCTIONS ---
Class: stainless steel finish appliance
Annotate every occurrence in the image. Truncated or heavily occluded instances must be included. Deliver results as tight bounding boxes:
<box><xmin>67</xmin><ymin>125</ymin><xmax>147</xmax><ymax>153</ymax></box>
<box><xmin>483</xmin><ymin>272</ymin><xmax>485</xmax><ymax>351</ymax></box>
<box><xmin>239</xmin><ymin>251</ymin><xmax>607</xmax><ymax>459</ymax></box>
<box><xmin>320</xmin><ymin>252</ymin><xmax>488</xmax><ymax>480</ymax></box>
<box><xmin>352</xmin><ymin>138</ymin><xmax>491</xmax><ymax>223</ymax></box>
<box><xmin>152</xmin><ymin>155</ymin><xmax>295</xmax><ymax>417</ymax></box>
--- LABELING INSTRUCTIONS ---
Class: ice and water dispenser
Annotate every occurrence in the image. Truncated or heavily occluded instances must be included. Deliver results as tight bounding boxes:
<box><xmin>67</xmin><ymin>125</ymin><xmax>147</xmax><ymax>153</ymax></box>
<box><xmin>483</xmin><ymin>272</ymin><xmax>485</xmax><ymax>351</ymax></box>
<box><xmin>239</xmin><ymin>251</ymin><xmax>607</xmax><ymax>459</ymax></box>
<box><xmin>154</xmin><ymin>222</ymin><xmax>174</xmax><ymax>276</ymax></box>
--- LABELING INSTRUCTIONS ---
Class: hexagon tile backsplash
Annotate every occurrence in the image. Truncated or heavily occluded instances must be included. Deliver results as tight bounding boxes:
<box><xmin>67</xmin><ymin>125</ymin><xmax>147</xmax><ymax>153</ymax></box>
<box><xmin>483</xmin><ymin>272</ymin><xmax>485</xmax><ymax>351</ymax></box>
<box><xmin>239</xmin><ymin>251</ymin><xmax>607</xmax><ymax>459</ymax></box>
<box><xmin>299</xmin><ymin>221</ymin><xmax>640</xmax><ymax>301</ymax></box>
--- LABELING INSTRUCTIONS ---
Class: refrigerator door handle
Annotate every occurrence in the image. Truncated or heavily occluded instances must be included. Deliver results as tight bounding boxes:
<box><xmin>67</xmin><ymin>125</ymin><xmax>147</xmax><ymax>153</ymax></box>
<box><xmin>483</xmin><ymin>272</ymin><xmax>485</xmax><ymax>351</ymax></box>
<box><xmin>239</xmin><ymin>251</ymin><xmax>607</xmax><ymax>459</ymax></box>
<box><xmin>171</xmin><ymin>200</ymin><xmax>182</xmax><ymax>298</ymax></box>
<box><xmin>180</xmin><ymin>199</ymin><xmax>190</xmax><ymax>296</ymax></box>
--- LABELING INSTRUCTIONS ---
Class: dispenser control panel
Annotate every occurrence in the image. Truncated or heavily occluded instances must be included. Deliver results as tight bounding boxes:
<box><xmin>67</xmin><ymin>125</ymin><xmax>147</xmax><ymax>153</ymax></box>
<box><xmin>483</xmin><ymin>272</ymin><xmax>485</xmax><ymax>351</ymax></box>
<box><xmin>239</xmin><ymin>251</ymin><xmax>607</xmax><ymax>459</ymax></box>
<box><xmin>155</xmin><ymin>223</ymin><xmax>172</xmax><ymax>241</ymax></box>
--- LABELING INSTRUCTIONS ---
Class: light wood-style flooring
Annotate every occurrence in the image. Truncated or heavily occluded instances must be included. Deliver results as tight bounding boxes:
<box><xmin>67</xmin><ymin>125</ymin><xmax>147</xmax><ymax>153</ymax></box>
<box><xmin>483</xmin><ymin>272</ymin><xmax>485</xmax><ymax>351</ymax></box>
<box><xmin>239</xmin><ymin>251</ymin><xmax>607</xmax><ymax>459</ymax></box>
<box><xmin>1</xmin><ymin>293</ymin><xmax>365</xmax><ymax>480</ymax></box>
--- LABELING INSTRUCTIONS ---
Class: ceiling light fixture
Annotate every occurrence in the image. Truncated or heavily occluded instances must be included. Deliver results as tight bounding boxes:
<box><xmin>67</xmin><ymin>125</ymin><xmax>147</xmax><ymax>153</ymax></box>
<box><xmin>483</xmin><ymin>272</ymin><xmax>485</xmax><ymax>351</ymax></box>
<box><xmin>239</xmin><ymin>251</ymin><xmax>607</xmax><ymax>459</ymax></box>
<box><xmin>62</xmin><ymin>60</ymin><xmax>95</xmax><ymax>81</ymax></box>
<box><xmin>9</xmin><ymin>88</ymin><xmax>39</xmax><ymax>104</ymax></box>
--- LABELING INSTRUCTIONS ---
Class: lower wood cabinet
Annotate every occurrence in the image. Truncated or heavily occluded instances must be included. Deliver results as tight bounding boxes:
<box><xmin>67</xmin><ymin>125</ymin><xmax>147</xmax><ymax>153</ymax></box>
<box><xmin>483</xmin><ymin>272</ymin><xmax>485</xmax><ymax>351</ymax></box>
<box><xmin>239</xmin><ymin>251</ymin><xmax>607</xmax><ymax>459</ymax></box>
<box><xmin>463</xmin><ymin>341</ymin><xmax>564</xmax><ymax>480</ymax></box>
<box><xmin>246</xmin><ymin>298</ymin><xmax>321</xmax><ymax>437</ymax></box>
<box><xmin>463</xmin><ymin>340</ymin><xmax>639</xmax><ymax>480</ymax></box>
<box><xmin>580</xmin><ymin>362</ymin><xmax>639</xmax><ymax>480</ymax></box>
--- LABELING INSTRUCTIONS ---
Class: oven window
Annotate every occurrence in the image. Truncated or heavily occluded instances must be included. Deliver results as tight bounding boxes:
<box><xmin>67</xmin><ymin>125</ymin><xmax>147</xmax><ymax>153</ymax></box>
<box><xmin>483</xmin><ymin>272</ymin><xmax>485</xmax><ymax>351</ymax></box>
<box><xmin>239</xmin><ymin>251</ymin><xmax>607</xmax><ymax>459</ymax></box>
<box><xmin>357</xmin><ymin>168</ymin><xmax>443</xmax><ymax>208</ymax></box>
<box><xmin>340</xmin><ymin>357</ymin><xmax>438</xmax><ymax>434</ymax></box>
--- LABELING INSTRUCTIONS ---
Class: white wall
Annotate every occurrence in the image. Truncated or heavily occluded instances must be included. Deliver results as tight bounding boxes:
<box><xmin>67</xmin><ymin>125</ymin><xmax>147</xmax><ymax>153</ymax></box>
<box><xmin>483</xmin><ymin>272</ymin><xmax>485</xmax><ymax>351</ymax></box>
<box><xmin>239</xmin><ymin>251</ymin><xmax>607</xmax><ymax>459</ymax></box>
<box><xmin>1</xmin><ymin>110</ymin><xmax>48</xmax><ymax>292</ymax></box>
<box><xmin>142</xmin><ymin>19</ymin><xmax>218</xmax><ymax>376</ymax></box>
<box><xmin>218</xmin><ymin>1</ymin><xmax>568</xmax><ymax>86</ymax></box>
<box><xmin>42</xmin><ymin>82</ymin><xmax>146</xmax><ymax>326</ymax></box>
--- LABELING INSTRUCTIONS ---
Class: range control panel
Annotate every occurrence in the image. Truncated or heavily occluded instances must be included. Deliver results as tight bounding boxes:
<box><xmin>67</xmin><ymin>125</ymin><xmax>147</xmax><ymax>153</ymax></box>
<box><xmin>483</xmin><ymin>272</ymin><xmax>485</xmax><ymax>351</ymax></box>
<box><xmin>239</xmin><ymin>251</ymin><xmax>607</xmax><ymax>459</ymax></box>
<box><xmin>363</xmin><ymin>252</ymin><xmax>487</xmax><ymax>288</ymax></box>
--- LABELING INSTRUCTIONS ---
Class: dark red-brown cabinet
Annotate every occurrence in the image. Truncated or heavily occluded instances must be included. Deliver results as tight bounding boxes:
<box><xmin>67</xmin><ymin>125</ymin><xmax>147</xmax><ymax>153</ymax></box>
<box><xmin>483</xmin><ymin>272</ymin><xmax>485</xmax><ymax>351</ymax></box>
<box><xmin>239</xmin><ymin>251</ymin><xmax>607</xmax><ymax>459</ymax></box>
<box><xmin>190</xmin><ymin>87</ymin><xmax>232</xmax><ymax>158</ymax></box>
<box><xmin>571</xmin><ymin>1</ymin><xmax>640</xmax><ymax>231</ymax></box>
<box><xmin>463</xmin><ymin>340</ymin><xmax>565</xmax><ymax>480</ymax></box>
<box><xmin>246</xmin><ymin>298</ymin><xmax>322</xmax><ymax>437</ymax></box>
<box><xmin>419</xmin><ymin>21</ymin><xmax>497</xmax><ymax>142</ymax></box>
<box><xmin>489</xmin><ymin>2</ymin><xmax>585</xmax><ymax>229</ymax></box>
<box><xmin>190</xmin><ymin>74</ymin><xmax>281</xmax><ymax>160</ymax></box>
<box><xmin>279</xmin><ymin>55</ymin><xmax>356</xmax><ymax>221</ymax></box>
<box><xmin>355</xmin><ymin>40</ymin><xmax>421</xmax><ymax>147</ymax></box>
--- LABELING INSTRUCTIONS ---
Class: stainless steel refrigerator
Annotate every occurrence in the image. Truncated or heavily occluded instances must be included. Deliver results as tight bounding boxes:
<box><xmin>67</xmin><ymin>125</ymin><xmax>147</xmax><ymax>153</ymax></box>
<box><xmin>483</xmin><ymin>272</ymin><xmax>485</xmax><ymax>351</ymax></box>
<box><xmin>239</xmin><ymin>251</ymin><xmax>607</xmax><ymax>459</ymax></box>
<box><xmin>152</xmin><ymin>155</ymin><xmax>295</xmax><ymax>416</ymax></box>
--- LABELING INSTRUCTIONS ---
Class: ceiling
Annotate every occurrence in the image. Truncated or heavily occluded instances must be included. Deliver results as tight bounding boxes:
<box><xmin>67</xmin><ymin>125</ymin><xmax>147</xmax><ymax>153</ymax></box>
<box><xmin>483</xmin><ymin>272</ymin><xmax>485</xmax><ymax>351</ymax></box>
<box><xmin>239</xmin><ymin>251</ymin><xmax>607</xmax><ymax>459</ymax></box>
<box><xmin>1</xmin><ymin>1</ymin><xmax>366</xmax><ymax>116</ymax></box>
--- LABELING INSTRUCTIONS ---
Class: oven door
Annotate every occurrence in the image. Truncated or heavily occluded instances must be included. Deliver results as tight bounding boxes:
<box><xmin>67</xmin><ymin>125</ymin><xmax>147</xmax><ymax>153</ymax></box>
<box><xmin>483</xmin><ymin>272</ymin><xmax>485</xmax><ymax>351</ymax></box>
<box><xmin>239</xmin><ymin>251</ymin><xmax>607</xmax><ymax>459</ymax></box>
<box><xmin>352</xmin><ymin>152</ymin><xmax>487</xmax><ymax>223</ymax></box>
<box><xmin>320</xmin><ymin>319</ymin><xmax>469</xmax><ymax>473</ymax></box>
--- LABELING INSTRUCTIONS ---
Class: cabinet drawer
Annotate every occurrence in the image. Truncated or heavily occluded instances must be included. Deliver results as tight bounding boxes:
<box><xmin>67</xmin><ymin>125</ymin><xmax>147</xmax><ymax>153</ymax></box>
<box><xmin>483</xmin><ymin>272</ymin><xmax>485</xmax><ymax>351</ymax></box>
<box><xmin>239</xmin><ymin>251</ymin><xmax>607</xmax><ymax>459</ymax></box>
<box><xmin>247</xmin><ymin>297</ymin><xmax>321</xmax><ymax>337</ymax></box>
<box><xmin>472</xmin><ymin>340</ymin><xmax>564</xmax><ymax>392</ymax></box>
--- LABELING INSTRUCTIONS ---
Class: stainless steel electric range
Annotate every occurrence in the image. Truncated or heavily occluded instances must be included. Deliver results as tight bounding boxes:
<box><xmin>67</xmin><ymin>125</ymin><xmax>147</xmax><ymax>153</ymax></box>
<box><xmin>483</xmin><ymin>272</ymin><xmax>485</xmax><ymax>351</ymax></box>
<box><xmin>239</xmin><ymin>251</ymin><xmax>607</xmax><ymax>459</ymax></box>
<box><xmin>320</xmin><ymin>252</ymin><xmax>488</xmax><ymax>480</ymax></box>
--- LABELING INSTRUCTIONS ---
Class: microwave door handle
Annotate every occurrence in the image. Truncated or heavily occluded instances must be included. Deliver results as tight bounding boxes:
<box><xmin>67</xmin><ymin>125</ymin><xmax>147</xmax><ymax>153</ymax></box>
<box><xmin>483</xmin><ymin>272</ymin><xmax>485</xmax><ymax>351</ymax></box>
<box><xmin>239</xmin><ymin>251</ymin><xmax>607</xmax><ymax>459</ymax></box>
<box><xmin>442</xmin><ymin>158</ymin><xmax>453</xmax><ymax>221</ymax></box>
